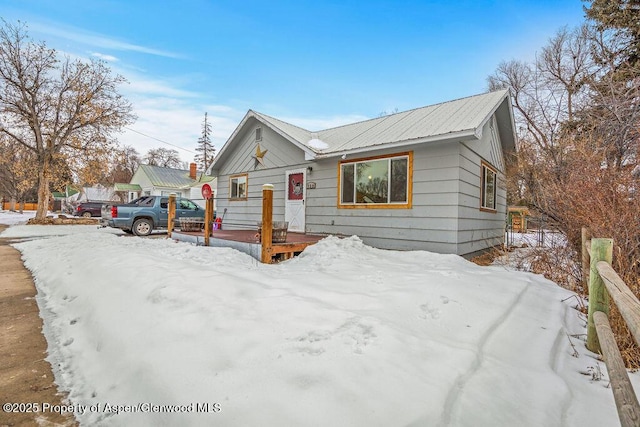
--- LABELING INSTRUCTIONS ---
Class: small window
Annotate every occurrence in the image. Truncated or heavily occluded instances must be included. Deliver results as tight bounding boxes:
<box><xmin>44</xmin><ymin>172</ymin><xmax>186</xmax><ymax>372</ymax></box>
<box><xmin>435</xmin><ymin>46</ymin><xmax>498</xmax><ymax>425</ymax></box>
<box><xmin>230</xmin><ymin>174</ymin><xmax>248</xmax><ymax>200</ymax></box>
<box><xmin>338</xmin><ymin>152</ymin><xmax>412</xmax><ymax>208</ymax></box>
<box><xmin>481</xmin><ymin>162</ymin><xmax>497</xmax><ymax>212</ymax></box>
<box><xmin>256</xmin><ymin>127</ymin><xmax>262</xmax><ymax>141</ymax></box>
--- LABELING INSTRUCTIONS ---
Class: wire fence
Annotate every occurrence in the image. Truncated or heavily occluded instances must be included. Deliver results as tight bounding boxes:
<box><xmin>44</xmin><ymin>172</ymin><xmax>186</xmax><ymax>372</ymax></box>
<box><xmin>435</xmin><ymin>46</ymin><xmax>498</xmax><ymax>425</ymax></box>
<box><xmin>505</xmin><ymin>215</ymin><xmax>563</xmax><ymax>248</ymax></box>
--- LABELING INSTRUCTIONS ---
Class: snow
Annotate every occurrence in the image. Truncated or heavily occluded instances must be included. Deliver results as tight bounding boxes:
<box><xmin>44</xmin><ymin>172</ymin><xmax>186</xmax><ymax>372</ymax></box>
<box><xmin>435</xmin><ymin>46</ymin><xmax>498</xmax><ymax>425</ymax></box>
<box><xmin>307</xmin><ymin>138</ymin><xmax>329</xmax><ymax>150</ymax></box>
<box><xmin>1</xmin><ymin>213</ymin><xmax>636</xmax><ymax>426</ymax></box>
<box><xmin>0</xmin><ymin>209</ymin><xmax>36</xmax><ymax>225</ymax></box>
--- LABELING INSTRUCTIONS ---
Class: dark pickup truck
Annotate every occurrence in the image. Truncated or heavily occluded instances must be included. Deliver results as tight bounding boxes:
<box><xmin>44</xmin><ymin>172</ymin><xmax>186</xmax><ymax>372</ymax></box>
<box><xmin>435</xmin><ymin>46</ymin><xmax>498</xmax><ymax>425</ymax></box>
<box><xmin>100</xmin><ymin>195</ymin><xmax>205</xmax><ymax>236</ymax></box>
<box><xmin>74</xmin><ymin>201</ymin><xmax>104</xmax><ymax>217</ymax></box>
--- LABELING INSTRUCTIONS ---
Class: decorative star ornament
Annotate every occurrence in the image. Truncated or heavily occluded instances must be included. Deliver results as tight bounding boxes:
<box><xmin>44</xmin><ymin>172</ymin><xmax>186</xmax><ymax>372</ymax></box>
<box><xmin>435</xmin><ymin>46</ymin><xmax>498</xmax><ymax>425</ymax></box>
<box><xmin>253</xmin><ymin>143</ymin><xmax>268</xmax><ymax>168</ymax></box>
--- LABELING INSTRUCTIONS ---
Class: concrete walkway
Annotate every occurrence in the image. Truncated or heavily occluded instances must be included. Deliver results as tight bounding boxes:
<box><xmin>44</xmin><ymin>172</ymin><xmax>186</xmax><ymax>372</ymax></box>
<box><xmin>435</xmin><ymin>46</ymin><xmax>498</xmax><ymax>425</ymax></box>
<box><xmin>0</xmin><ymin>225</ymin><xmax>76</xmax><ymax>427</ymax></box>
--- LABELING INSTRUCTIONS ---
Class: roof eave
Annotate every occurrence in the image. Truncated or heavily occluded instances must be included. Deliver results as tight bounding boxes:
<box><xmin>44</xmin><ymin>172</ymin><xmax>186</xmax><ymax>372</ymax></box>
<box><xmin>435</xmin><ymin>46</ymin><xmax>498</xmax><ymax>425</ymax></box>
<box><xmin>261</xmin><ymin>121</ymin><xmax>316</xmax><ymax>159</ymax></box>
<box><xmin>208</xmin><ymin>111</ymin><xmax>317</xmax><ymax>174</ymax></box>
<box><xmin>315</xmin><ymin>129</ymin><xmax>477</xmax><ymax>159</ymax></box>
<box><xmin>208</xmin><ymin>111</ymin><xmax>257</xmax><ymax>174</ymax></box>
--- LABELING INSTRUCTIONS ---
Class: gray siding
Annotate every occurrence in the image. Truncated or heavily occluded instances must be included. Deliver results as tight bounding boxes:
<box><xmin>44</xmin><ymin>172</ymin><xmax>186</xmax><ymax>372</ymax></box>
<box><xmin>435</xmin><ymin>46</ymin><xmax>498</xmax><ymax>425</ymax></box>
<box><xmin>213</xmin><ymin>113</ymin><xmax>509</xmax><ymax>256</ymax></box>
<box><xmin>304</xmin><ymin>142</ymin><xmax>462</xmax><ymax>253</ymax></box>
<box><xmin>218</xmin><ymin>118</ymin><xmax>307</xmax><ymax>176</ymax></box>
<box><xmin>456</xmin><ymin>118</ymin><xmax>507</xmax><ymax>255</ymax></box>
<box><xmin>214</xmin><ymin>120</ymin><xmax>310</xmax><ymax>232</ymax></box>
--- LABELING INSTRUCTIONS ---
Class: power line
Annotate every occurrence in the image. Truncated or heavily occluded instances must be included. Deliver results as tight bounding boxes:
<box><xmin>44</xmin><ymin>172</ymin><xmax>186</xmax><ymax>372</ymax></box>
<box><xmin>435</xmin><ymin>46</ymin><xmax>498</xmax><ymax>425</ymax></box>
<box><xmin>124</xmin><ymin>127</ymin><xmax>196</xmax><ymax>154</ymax></box>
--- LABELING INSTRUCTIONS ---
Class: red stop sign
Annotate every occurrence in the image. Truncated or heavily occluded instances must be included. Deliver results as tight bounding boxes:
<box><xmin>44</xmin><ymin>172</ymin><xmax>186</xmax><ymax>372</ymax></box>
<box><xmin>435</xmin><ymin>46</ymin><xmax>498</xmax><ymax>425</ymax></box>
<box><xmin>201</xmin><ymin>183</ymin><xmax>212</xmax><ymax>200</ymax></box>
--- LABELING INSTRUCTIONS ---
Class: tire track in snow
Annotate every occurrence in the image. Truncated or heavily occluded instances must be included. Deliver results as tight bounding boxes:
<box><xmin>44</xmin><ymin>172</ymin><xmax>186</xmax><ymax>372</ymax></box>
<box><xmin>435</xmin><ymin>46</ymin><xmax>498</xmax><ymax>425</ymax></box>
<box><xmin>548</xmin><ymin>300</ymin><xmax>577</xmax><ymax>427</ymax></box>
<box><xmin>549</xmin><ymin>327</ymin><xmax>573</xmax><ymax>426</ymax></box>
<box><xmin>437</xmin><ymin>278</ymin><xmax>531</xmax><ymax>427</ymax></box>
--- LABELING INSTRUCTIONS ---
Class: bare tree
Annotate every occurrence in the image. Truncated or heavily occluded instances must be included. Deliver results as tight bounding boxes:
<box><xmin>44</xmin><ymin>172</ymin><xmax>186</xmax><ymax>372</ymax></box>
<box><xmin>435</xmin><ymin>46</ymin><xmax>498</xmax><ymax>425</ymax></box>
<box><xmin>0</xmin><ymin>21</ymin><xmax>135</xmax><ymax>219</ymax></box>
<box><xmin>0</xmin><ymin>134</ymin><xmax>37</xmax><ymax>208</ymax></box>
<box><xmin>194</xmin><ymin>112</ymin><xmax>215</xmax><ymax>172</ymax></box>
<box><xmin>487</xmin><ymin>25</ymin><xmax>593</xmax><ymax>213</ymax></box>
<box><xmin>144</xmin><ymin>147</ymin><xmax>183</xmax><ymax>169</ymax></box>
<box><xmin>107</xmin><ymin>145</ymin><xmax>140</xmax><ymax>184</ymax></box>
<box><xmin>488</xmin><ymin>21</ymin><xmax>640</xmax><ymax>367</ymax></box>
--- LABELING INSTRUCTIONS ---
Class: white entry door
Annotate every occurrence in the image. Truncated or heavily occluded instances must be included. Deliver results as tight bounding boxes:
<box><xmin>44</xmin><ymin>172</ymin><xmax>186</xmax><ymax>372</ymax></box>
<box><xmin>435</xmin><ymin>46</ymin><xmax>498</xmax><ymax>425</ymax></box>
<box><xmin>285</xmin><ymin>168</ymin><xmax>306</xmax><ymax>232</ymax></box>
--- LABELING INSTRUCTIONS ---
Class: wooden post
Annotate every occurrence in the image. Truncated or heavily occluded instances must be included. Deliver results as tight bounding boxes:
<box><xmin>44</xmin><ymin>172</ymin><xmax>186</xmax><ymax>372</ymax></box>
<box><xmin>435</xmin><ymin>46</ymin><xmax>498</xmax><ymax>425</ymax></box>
<box><xmin>586</xmin><ymin>238</ymin><xmax>613</xmax><ymax>353</ymax></box>
<box><xmin>581</xmin><ymin>227</ymin><xmax>591</xmax><ymax>293</ymax></box>
<box><xmin>261</xmin><ymin>184</ymin><xmax>273</xmax><ymax>264</ymax></box>
<box><xmin>204</xmin><ymin>193</ymin><xmax>214</xmax><ymax>246</ymax></box>
<box><xmin>593</xmin><ymin>311</ymin><xmax>640</xmax><ymax>427</ymax></box>
<box><xmin>168</xmin><ymin>194</ymin><xmax>176</xmax><ymax>237</ymax></box>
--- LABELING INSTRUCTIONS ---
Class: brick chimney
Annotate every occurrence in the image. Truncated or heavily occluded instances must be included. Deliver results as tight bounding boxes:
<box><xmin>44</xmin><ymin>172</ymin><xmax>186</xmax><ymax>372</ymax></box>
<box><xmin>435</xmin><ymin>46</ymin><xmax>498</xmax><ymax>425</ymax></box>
<box><xmin>189</xmin><ymin>162</ymin><xmax>197</xmax><ymax>180</ymax></box>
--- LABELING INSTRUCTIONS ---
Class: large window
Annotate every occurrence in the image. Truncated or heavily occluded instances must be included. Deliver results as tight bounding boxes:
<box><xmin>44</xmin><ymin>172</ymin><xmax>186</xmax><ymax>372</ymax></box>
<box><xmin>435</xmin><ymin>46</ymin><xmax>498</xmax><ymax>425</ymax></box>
<box><xmin>338</xmin><ymin>152</ymin><xmax>412</xmax><ymax>208</ymax></box>
<box><xmin>229</xmin><ymin>174</ymin><xmax>248</xmax><ymax>200</ymax></box>
<box><xmin>481</xmin><ymin>162</ymin><xmax>497</xmax><ymax>212</ymax></box>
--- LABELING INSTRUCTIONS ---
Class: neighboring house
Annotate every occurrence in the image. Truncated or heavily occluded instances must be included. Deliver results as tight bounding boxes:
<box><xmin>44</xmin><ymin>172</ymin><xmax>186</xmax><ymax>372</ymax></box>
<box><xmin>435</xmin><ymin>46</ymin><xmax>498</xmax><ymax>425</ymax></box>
<box><xmin>114</xmin><ymin>183</ymin><xmax>143</xmax><ymax>202</ymax></box>
<box><xmin>125</xmin><ymin>163</ymin><xmax>216</xmax><ymax>208</ymax></box>
<box><xmin>51</xmin><ymin>185</ymin><xmax>80</xmax><ymax>213</ymax></box>
<box><xmin>78</xmin><ymin>184</ymin><xmax>117</xmax><ymax>202</ymax></box>
<box><xmin>208</xmin><ymin>89</ymin><xmax>517</xmax><ymax>257</ymax></box>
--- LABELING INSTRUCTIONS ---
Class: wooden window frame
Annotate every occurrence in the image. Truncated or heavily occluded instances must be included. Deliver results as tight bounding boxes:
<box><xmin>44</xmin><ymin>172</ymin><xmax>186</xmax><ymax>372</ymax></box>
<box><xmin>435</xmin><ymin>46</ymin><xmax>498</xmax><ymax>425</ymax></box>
<box><xmin>256</xmin><ymin>127</ymin><xmax>262</xmax><ymax>142</ymax></box>
<box><xmin>229</xmin><ymin>173</ymin><xmax>248</xmax><ymax>201</ymax></box>
<box><xmin>480</xmin><ymin>161</ymin><xmax>497</xmax><ymax>213</ymax></box>
<box><xmin>337</xmin><ymin>151</ymin><xmax>413</xmax><ymax>209</ymax></box>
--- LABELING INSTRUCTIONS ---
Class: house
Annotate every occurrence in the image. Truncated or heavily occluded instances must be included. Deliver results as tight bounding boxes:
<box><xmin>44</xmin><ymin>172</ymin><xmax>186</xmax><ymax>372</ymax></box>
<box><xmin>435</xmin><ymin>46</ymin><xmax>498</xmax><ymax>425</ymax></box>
<box><xmin>78</xmin><ymin>184</ymin><xmax>117</xmax><ymax>203</ymax></box>
<box><xmin>122</xmin><ymin>163</ymin><xmax>216</xmax><ymax>207</ymax></box>
<box><xmin>113</xmin><ymin>183</ymin><xmax>143</xmax><ymax>203</ymax></box>
<box><xmin>51</xmin><ymin>185</ymin><xmax>80</xmax><ymax>213</ymax></box>
<box><xmin>208</xmin><ymin>89</ymin><xmax>516</xmax><ymax>257</ymax></box>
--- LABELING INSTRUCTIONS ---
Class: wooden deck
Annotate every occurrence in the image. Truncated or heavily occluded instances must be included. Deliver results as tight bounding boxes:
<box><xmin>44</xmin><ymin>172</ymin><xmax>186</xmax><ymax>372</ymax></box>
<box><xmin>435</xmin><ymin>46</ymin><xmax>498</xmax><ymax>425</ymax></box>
<box><xmin>172</xmin><ymin>228</ymin><xmax>326</xmax><ymax>262</ymax></box>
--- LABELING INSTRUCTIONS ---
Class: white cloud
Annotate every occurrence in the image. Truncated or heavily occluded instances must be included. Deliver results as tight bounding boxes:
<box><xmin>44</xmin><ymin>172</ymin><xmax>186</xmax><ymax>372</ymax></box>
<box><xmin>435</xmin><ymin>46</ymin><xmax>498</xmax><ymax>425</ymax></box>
<box><xmin>28</xmin><ymin>21</ymin><xmax>182</xmax><ymax>59</ymax></box>
<box><xmin>122</xmin><ymin>73</ymin><xmax>200</xmax><ymax>99</ymax></box>
<box><xmin>91</xmin><ymin>52</ymin><xmax>118</xmax><ymax>62</ymax></box>
<box><xmin>117</xmin><ymin>99</ymin><xmax>244</xmax><ymax>163</ymax></box>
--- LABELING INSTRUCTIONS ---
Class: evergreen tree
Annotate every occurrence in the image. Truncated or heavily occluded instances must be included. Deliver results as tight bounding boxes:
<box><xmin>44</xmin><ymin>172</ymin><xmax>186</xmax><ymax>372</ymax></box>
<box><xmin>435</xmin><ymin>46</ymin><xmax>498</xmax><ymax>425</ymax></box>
<box><xmin>194</xmin><ymin>112</ymin><xmax>215</xmax><ymax>172</ymax></box>
<box><xmin>584</xmin><ymin>0</ymin><xmax>640</xmax><ymax>65</ymax></box>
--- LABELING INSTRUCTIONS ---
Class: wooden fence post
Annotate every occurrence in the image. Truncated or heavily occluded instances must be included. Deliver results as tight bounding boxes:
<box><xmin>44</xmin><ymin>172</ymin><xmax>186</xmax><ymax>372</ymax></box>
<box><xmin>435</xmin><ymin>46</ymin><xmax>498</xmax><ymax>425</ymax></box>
<box><xmin>593</xmin><ymin>311</ymin><xmax>640</xmax><ymax>427</ymax></box>
<box><xmin>581</xmin><ymin>227</ymin><xmax>591</xmax><ymax>293</ymax></box>
<box><xmin>168</xmin><ymin>194</ymin><xmax>176</xmax><ymax>237</ymax></box>
<box><xmin>204</xmin><ymin>193</ymin><xmax>214</xmax><ymax>246</ymax></box>
<box><xmin>261</xmin><ymin>184</ymin><xmax>273</xmax><ymax>264</ymax></box>
<box><xmin>586</xmin><ymin>238</ymin><xmax>613</xmax><ymax>353</ymax></box>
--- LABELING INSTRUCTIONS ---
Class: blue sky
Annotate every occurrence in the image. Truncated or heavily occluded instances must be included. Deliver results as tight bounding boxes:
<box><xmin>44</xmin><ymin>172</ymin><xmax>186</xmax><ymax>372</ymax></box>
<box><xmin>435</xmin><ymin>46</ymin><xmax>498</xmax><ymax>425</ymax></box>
<box><xmin>2</xmin><ymin>0</ymin><xmax>587</xmax><ymax>163</ymax></box>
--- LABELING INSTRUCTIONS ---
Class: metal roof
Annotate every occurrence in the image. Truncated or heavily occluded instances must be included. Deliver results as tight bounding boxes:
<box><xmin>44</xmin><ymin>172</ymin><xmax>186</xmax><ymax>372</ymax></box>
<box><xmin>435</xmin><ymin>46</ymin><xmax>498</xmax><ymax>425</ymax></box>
<box><xmin>138</xmin><ymin>164</ymin><xmax>197</xmax><ymax>189</ymax></box>
<box><xmin>311</xmin><ymin>89</ymin><xmax>511</xmax><ymax>156</ymax></box>
<box><xmin>210</xmin><ymin>89</ymin><xmax>515</xmax><ymax>169</ymax></box>
<box><xmin>253</xmin><ymin>111</ymin><xmax>313</xmax><ymax>144</ymax></box>
<box><xmin>114</xmin><ymin>183</ymin><xmax>142</xmax><ymax>191</ymax></box>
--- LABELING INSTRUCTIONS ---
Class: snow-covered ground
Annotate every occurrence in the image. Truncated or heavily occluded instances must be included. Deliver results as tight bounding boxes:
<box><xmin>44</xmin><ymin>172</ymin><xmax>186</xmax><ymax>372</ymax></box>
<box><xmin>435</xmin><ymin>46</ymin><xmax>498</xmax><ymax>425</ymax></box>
<box><xmin>1</xmin><ymin>211</ymin><xmax>635</xmax><ymax>426</ymax></box>
<box><xmin>0</xmin><ymin>209</ymin><xmax>37</xmax><ymax>225</ymax></box>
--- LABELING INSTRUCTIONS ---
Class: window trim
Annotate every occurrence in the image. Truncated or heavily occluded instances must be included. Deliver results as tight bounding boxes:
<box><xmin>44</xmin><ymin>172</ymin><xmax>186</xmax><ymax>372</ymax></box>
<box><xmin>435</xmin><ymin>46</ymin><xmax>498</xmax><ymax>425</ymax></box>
<box><xmin>480</xmin><ymin>161</ymin><xmax>498</xmax><ymax>213</ymax></box>
<box><xmin>255</xmin><ymin>127</ymin><xmax>262</xmax><ymax>142</ymax></box>
<box><xmin>337</xmin><ymin>151</ymin><xmax>413</xmax><ymax>209</ymax></box>
<box><xmin>229</xmin><ymin>173</ymin><xmax>248</xmax><ymax>201</ymax></box>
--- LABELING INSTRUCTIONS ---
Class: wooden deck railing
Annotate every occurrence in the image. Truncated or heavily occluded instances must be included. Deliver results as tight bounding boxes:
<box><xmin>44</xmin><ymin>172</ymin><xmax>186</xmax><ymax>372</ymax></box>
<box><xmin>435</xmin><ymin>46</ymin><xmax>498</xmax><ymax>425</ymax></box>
<box><xmin>582</xmin><ymin>228</ymin><xmax>640</xmax><ymax>427</ymax></box>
